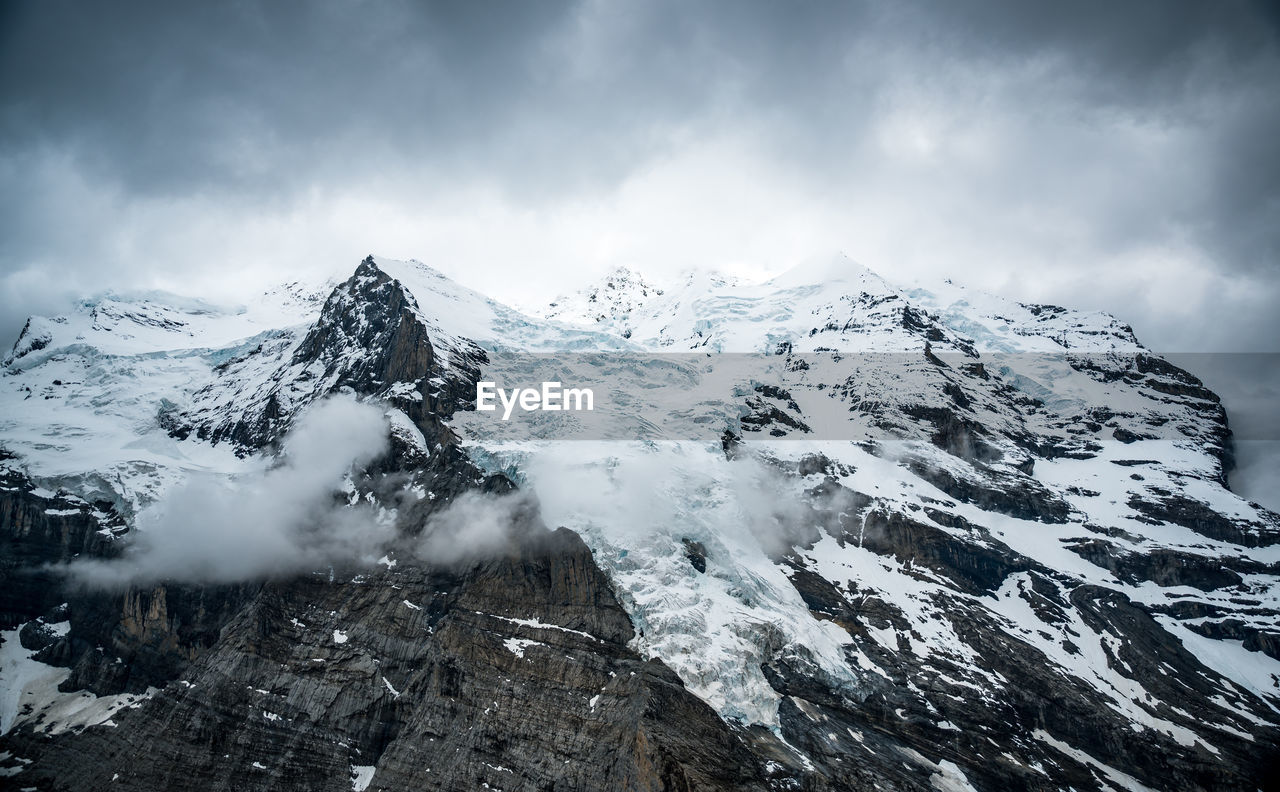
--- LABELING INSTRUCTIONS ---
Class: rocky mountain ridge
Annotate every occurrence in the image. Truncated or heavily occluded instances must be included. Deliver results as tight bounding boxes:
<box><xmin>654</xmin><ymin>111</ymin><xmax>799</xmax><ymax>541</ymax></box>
<box><xmin>1</xmin><ymin>254</ymin><xmax>1277</xmax><ymax>791</ymax></box>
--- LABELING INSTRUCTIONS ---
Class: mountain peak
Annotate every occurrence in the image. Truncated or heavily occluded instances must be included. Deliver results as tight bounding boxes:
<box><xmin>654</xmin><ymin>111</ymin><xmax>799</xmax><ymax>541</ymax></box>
<box><xmin>542</xmin><ymin>266</ymin><xmax>666</xmax><ymax>334</ymax></box>
<box><xmin>766</xmin><ymin>251</ymin><xmax>894</xmax><ymax>291</ymax></box>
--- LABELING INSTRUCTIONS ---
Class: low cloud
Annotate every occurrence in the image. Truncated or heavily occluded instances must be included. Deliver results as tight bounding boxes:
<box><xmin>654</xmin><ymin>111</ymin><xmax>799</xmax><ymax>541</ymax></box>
<box><xmin>416</xmin><ymin>489</ymin><xmax>540</xmax><ymax>565</ymax></box>
<box><xmin>68</xmin><ymin>395</ymin><xmax>392</xmax><ymax>587</ymax></box>
<box><xmin>521</xmin><ymin>442</ymin><xmax>852</xmax><ymax>557</ymax></box>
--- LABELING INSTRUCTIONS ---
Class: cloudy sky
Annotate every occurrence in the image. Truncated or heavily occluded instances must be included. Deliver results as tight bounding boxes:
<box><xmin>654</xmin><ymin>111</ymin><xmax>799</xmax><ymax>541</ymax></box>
<box><xmin>2</xmin><ymin>0</ymin><xmax>1277</xmax><ymax>354</ymax></box>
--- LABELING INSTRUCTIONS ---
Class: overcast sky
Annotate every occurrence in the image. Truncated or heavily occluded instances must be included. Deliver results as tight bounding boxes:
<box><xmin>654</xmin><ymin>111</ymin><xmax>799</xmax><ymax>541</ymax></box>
<box><xmin>2</xmin><ymin>0</ymin><xmax>1277</xmax><ymax>353</ymax></box>
<box><xmin>2</xmin><ymin>1</ymin><xmax>1278</xmax><ymax>506</ymax></box>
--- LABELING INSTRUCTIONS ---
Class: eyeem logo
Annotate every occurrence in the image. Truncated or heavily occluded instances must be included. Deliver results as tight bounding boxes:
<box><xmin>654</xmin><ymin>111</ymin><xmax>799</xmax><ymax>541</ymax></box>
<box><xmin>476</xmin><ymin>381</ymin><xmax>595</xmax><ymax>421</ymax></box>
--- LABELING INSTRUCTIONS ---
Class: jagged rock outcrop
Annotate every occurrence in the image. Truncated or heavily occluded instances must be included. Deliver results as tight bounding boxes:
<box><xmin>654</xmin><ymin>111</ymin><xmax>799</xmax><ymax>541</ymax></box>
<box><xmin>180</xmin><ymin>256</ymin><xmax>485</xmax><ymax>453</ymax></box>
<box><xmin>5</xmin><ymin>529</ymin><xmax>770</xmax><ymax>791</ymax></box>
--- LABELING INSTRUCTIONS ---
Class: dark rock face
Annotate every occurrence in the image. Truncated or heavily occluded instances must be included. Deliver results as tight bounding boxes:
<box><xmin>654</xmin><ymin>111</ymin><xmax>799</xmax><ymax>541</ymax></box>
<box><xmin>857</xmin><ymin>509</ymin><xmax>1032</xmax><ymax>595</ymax></box>
<box><xmin>1128</xmin><ymin>491</ymin><xmax>1280</xmax><ymax>548</ymax></box>
<box><xmin>901</xmin><ymin>404</ymin><xmax>1004</xmax><ymax>464</ymax></box>
<box><xmin>1185</xmin><ymin>618</ymin><xmax>1280</xmax><ymax>661</ymax></box>
<box><xmin>5</xmin><ymin>530</ymin><xmax>769</xmax><ymax>792</ymax></box>
<box><xmin>681</xmin><ymin>538</ymin><xmax>708</xmax><ymax>573</ymax></box>
<box><xmin>1064</xmin><ymin>539</ymin><xmax>1264</xmax><ymax>591</ymax></box>
<box><xmin>53</xmin><ymin>581</ymin><xmax>262</xmax><ymax>695</ymax></box>
<box><xmin>741</xmin><ymin>384</ymin><xmax>812</xmax><ymax>436</ymax></box>
<box><xmin>0</xmin><ymin>466</ymin><xmax>263</xmax><ymax>699</ymax></box>
<box><xmin>904</xmin><ymin>458</ymin><xmax>1072</xmax><ymax>524</ymax></box>
<box><xmin>0</xmin><ymin>469</ymin><xmax>125</xmax><ymax>628</ymax></box>
<box><xmin>290</xmin><ymin>257</ymin><xmax>487</xmax><ymax>429</ymax></box>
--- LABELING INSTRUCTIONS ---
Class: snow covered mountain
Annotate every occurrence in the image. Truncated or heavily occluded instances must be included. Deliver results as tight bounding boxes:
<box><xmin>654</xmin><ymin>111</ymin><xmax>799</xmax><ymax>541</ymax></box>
<box><xmin>2</xmin><ymin>254</ymin><xmax>1277</xmax><ymax>791</ymax></box>
<box><xmin>542</xmin><ymin>265</ymin><xmax>666</xmax><ymax>339</ymax></box>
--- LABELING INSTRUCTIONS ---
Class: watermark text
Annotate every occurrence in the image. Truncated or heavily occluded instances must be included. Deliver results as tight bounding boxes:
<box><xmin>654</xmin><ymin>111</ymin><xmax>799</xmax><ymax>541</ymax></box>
<box><xmin>476</xmin><ymin>381</ymin><xmax>594</xmax><ymax>420</ymax></box>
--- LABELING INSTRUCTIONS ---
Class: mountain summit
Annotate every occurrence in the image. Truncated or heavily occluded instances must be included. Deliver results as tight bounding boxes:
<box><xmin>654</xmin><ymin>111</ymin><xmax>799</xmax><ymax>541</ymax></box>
<box><xmin>543</xmin><ymin>265</ymin><xmax>667</xmax><ymax>338</ymax></box>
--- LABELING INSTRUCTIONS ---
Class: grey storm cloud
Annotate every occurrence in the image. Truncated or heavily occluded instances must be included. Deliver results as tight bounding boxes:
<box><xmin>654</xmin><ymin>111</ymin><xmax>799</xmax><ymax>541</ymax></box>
<box><xmin>1</xmin><ymin>0</ymin><xmax>1277</xmax><ymax>353</ymax></box>
<box><xmin>2</xmin><ymin>0</ymin><xmax>1278</xmax><ymax>509</ymax></box>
